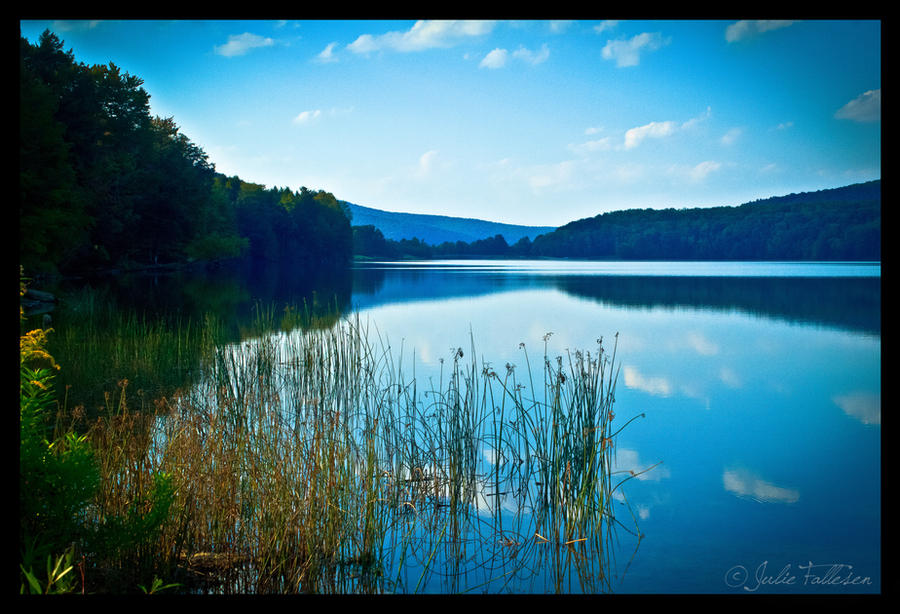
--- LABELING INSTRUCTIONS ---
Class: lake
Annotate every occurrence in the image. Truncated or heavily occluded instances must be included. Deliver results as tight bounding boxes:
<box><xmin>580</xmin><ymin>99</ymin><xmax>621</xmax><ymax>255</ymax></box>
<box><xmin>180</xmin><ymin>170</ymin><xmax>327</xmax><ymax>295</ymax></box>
<box><xmin>346</xmin><ymin>260</ymin><xmax>881</xmax><ymax>594</ymax></box>
<box><xmin>42</xmin><ymin>259</ymin><xmax>881</xmax><ymax>594</ymax></box>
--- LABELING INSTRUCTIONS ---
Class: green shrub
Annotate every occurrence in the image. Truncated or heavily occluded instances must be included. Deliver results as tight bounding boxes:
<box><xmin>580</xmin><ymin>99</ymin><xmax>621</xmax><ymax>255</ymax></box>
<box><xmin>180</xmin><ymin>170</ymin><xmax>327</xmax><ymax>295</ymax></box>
<box><xmin>20</xmin><ymin>324</ymin><xmax>99</xmax><ymax>592</ymax></box>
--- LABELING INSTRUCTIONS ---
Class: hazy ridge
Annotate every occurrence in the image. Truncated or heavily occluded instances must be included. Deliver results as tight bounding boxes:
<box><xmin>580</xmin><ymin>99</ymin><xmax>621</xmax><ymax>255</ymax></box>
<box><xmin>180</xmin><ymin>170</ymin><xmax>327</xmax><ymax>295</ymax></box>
<box><xmin>343</xmin><ymin>201</ymin><xmax>557</xmax><ymax>245</ymax></box>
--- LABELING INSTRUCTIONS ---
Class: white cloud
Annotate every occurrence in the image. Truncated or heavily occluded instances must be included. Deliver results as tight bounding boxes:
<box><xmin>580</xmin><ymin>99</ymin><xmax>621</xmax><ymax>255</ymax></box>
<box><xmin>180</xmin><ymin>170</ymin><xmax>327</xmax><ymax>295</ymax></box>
<box><xmin>348</xmin><ymin>20</ymin><xmax>496</xmax><ymax>54</ymax></box>
<box><xmin>316</xmin><ymin>41</ymin><xmax>338</xmax><ymax>63</ymax></box>
<box><xmin>215</xmin><ymin>32</ymin><xmax>275</xmax><ymax>57</ymax></box>
<box><xmin>681</xmin><ymin>106</ymin><xmax>712</xmax><ymax>130</ymax></box>
<box><xmin>292</xmin><ymin>109</ymin><xmax>321</xmax><ymax>125</ymax></box>
<box><xmin>418</xmin><ymin>149</ymin><xmax>439</xmax><ymax>175</ymax></box>
<box><xmin>720</xmin><ymin>127</ymin><xmax>743</xmax><ymax>146</ymax></box>
<box><xmin>480</xmin><ymin>44</ymin><xmax>549</xmax><ymax>69</ymax></box>
<box><xmin>568</xmin><ymin>137</ymin><xmax>613</xmax><ymax>156</ymax></box>
<box><xmin>292</xmin><ymin>107</ymin><xmax>353</xmax><ymax>126</ymax></box>
<box><xmin>664</xmin><ymin>160</ymin><xmax>725</xmax><ymax>184</ymax></box>
<box><xmin>624</xmin><ymin>120</ymin><xmax>677</xmax><ymax>149</ymax></box>
<box><xmin>549</xmin><ymin>20</ymin><xmax>574</xmax><ymax>34</ymax></box>
<box><xmin>835</xmin><ymin>89</ymin><xmax>881</xmax><ymax>123</ymax></box>
<box><xmin>601</xmin><ymin>32</ymin><xmax>670</xmax><ymax>67</ymax></box>
<box><xmin>346</xmin><ymin>33</ymin><xmax>378</xmax><ymax>54</ymax></box>
<box><xmin>50</xmin><ymin>20</ymin><xmax>102</xmax><ymax>32</ymax></box>
<box><xmin>479</xmin><ymin>48</ymin><xmax>508</xmax><ymax>69</ymax></box>
<box><xmin>723</xmin><ymin>468</ymin><xmax>799</xmax><ymax>504</ymax></box>
<box><xmin>619</xmin><ymin>107</ymin><xmax>709</xmax><ymax>151</ymax></box>
<box><xmin>513</xmin><ymin>43</ymin><xmax>550</xmax><ymax>65</ymax></box>
<box><xmin>593</xmin><ymin>20</ymin><xmax>619</xmax><ymax>34</ymax></box>
<box><xmin>775</xmin><ymin>121</ymin><xmax>794</xmax><ymax>130</ymax></box>
<box><xmin>725</xmin><ymin>20</ymin><xmax>795</xmax><ymax>43</ymax></box>
<box><xmin>688</xmin><ymin>160</ymin><xmax>722</xmax><ymax>182</ymax></box>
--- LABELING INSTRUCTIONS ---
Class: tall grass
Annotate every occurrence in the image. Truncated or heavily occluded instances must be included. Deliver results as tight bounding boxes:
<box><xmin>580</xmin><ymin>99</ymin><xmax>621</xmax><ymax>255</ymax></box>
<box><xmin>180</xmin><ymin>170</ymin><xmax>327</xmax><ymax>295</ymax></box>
<box><xmin>44</xmin><ymin>285</ymin><xmax>225</xmax><ymax>418</ymax></box>
<box><xmin>51</xmin><ymin>304</ymin><xmax>649</xmax><ymax>594</ymax></box>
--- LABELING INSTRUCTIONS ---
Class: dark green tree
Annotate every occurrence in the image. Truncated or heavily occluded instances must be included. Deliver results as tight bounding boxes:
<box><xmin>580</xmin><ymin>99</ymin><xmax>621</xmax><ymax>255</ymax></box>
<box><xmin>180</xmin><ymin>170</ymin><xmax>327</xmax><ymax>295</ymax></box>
<box><xmin>353</xmin><ymin>225</ymin><xmax>395</xmax><ymax>258</ymax></box>
<box><xmin>19</xmin><ymin>38</ymin><xmax>90</xmax><ymax>274</ymax></box>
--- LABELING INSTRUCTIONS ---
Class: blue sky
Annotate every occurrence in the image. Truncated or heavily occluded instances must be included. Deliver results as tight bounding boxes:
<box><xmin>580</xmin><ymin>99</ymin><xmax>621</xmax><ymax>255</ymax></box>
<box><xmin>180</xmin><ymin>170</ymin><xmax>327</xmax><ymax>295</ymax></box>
<box><xmin>20</xmin><ymin>19</ymin><xmax>881</xmax><ymax>227</ymax></box>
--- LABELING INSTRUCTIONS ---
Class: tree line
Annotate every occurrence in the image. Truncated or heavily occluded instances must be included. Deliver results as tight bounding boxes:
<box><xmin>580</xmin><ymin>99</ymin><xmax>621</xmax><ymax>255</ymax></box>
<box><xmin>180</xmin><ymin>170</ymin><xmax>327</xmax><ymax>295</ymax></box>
<box><xmin>20</xmin><ymin>30</ymin><xmax>351</xmax><ymax>277</ymax></box>
<box><xmin>352</xmin><ymin>225</ymin><xmax>531</xmax><ymax>260</ymax></box>
<box><xmin>529</xmin><ymin>181</ymin><xmax>880</xmax><ymax>261</ymax></box>
<box><xmin>354</xmin><ymin>181</ymin><xmax>880</xmax><ymax>261</ymax></box>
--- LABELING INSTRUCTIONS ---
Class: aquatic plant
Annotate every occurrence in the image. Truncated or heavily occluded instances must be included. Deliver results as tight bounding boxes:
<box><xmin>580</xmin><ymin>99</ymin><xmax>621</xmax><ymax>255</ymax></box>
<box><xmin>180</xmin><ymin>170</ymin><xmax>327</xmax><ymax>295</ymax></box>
<box><xmin>24</xmin><ymin>285</ymin><xmax>652</xmax><ymax>593</ymax></box>
<box><xmin>73</xmin><ymin>307</ymin><xmax>647</xmax><ymax>593</ymax></box>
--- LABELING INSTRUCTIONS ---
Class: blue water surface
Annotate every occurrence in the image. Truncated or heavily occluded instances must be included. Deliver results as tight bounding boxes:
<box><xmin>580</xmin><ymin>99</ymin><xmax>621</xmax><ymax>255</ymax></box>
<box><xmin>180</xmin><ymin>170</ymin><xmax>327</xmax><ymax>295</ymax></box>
<box><xmin>348</xmin><ymin>260</ymin><xmax>881</xmax><ymax>594</ymax></box>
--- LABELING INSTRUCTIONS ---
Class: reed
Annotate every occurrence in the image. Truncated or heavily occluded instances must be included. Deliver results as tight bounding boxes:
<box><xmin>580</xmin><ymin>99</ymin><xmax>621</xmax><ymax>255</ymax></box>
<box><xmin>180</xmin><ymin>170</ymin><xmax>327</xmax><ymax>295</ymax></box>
<box><xmin>60</xmin><ymin>305</ymin><xmax>649</xmax><ymax>594</ymax></box>
<box><xmin>45</xmin><ymin>286</ymin><xmax>225</xmax><ymax>419</ymax></box>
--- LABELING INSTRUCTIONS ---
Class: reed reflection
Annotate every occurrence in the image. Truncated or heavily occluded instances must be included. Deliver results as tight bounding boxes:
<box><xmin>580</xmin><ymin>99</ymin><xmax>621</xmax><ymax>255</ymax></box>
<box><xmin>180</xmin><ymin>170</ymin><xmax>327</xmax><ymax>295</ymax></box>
<box><xmin>119</xmin><ymin>318</ymin><xmax>651</xmax><ymax>594</ymax></box>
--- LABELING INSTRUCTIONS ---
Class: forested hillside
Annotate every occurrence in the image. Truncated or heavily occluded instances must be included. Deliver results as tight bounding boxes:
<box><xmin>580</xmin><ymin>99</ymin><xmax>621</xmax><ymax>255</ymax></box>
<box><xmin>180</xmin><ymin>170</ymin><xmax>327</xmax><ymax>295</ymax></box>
<box><xmin>529</xmin><ymin>181</ymin><xmax>880</xmax><ymax>261</ymax></box>
<box><xmin>20</xmin><ymin>30</ymin><xmax>351</xmax><ymax>276</ymax></box>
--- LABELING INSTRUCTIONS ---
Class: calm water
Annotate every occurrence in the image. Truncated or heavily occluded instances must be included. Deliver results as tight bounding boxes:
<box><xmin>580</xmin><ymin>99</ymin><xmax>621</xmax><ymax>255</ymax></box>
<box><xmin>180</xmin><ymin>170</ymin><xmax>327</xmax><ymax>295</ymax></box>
<box><xmin>45</xmin><ymin>259</ymin><xmax>881</xmax><ymax>594</ymax></box>
<box><xmin>347</xmin><ymin>260</ymin><xmax>881</xmax><ymax>594</ymax></box>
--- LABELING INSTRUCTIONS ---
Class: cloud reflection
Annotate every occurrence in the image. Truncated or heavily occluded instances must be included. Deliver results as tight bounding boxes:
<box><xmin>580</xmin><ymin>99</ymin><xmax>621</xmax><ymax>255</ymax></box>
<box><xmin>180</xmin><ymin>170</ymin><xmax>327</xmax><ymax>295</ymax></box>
<box><xmin>623</xmin><ymin>365</ymin><xmax>672</xmax><ymax>397</ymax></box>
<box><xmin>723</xmin><ymin>468</ymin><xmax>799</xmax><ymax>504</ymax></box>
<box><xmin>833</xmin><ymin>391</ymin><xmax>880</xmax><ymax>426</ymax></box>
<box><xmin>614</xmin><ymin>448</ymin><xmax>670</xmax><ymax>482</ymax></box>
<box><xmin>718</xmin><ymin>366</ymin><xmax>742</xmax><ymax>388</ymax></box>
<box><xmin>686</xmin><ymin>331</ymin><xmax>719</xmax><ymax>356</ymax></box>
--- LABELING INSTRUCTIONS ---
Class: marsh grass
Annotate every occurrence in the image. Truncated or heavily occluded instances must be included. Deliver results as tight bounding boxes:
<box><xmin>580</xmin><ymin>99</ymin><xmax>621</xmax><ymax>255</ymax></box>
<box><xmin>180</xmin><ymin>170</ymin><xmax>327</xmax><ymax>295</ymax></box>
<box><xmin>44</xmin><ymin>285</ymin><xmax>226</xmax><ymax>419</ymax></box>
<box><xmin>58</xmin><ymin>303</ymin><xmax>649</xmax><ymax>594</ymax></box>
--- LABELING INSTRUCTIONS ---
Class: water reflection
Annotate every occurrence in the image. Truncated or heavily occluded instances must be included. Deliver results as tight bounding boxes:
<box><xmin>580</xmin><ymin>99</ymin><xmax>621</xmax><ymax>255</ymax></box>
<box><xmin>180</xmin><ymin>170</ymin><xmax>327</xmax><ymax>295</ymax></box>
<box><xmin>51</xmin><ymin>259</ymin><xmax>353</xmax><ymax>340</ymax></box>
<box><xmin>832</xmin><ymin>392</ymin><xmax>881</xmax><ymax>426</ymax></box>
<box><xmin>40</xmin><ymin>259</ymin><xmax>879</xmax><ymax>593</ymax></box>
<box><xmin>42</xmin><ymin>259</ymin><xmax>879</xmax><ymax>344</ymax></box>
<box><xmin>353</xmin><ymin>262</ymin><xmax>880</xmax><ymax>335</ymax></box>
<box><xmin>722</xmin><ymin>468</ymin><xmax>800</xmax><ymax>504</ymax></box>
<box><xmin>347</xmin><ymin>261</ymin><xmax>880</xmax><ymax>593</ymax></box>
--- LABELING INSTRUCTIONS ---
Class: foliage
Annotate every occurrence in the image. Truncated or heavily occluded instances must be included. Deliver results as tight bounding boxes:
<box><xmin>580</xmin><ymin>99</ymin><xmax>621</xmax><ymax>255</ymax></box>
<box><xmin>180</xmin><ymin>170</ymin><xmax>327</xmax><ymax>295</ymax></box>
<box><xmin>138</xmin><ymin>576</ymin><xmax>182</xmax><ymax>594</ymax></box>
<box><xmin>19</xmin><ymin>303</ymin><xmax>99</xmax><ymax>592</ymax></box>
<box><xmin>20</xmin><ymin>30</ymin><xmax>352</xmax><ymax>276</ymax></box>
<box><xmin>83</xmin><ymin>469</ymin><xmax>179</xmax><ymax>584</ymax></box>
<box><xmin>20</xmin><ymin>546</ymin><xmax>78</xmax><ymax>594</ymax></box>
<box><xmin>19</xmin><ymin>37</ymin><xmax>90</xmax><ymax>275</ymax></box>
<box><xmin>530</xmin><ymin>181</ymin><xmax>880</xmax><ymax>261</ymax></box>
<box><xmin>19</xmin><ymin>274</ymin><xmax>183</xmax><ymax>594</ymax></box>
<box><xmin>353</xmin><ymin>225</ymin><xmax>395</xmax><ymax>258</ymax></box>
<box><xmin>229</xmin><ymin>180</ymin><xmax>352</xmax><ymax>266</ymax></box>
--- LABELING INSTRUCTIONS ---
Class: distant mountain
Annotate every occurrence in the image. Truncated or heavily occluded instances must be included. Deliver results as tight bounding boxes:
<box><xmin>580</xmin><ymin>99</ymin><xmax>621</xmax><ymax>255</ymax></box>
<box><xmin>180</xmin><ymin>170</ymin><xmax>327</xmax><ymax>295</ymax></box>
<box><xmin>343</xmin><ymin>201</ymin><xmax>556</xmax><ymax>246</ymax></box>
